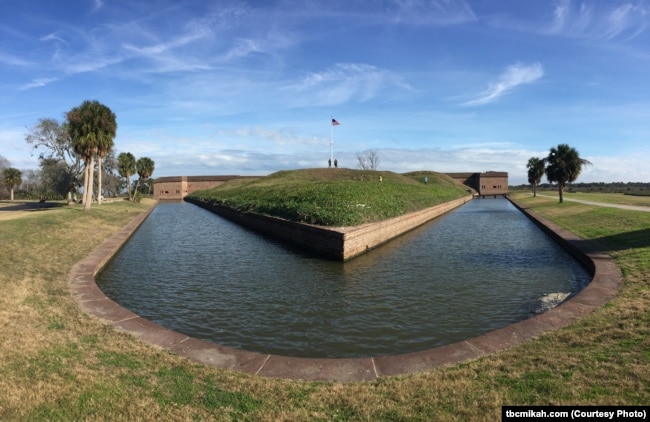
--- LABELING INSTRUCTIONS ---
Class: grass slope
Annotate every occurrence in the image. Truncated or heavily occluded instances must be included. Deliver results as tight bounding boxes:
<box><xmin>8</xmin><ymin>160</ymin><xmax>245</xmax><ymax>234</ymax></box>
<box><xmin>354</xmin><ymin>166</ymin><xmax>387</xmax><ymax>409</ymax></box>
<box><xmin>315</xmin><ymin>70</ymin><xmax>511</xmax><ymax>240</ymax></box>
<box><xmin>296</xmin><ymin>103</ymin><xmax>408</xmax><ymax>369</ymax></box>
<box><xmin>187</xmin><ymin>168</ymin><xmax>470</xmax><ymax>226</ymax></box>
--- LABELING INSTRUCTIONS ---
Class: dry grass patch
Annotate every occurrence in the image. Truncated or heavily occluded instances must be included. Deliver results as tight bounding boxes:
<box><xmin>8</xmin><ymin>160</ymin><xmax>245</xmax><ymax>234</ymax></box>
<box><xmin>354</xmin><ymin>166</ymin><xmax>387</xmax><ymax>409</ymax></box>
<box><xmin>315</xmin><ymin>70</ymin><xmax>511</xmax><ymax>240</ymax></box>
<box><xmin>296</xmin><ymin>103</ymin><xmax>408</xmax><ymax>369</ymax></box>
<box><xmin>0</xmin><ymin>210</ymin><xmax>33</xmax><ymax>221</ymax></box>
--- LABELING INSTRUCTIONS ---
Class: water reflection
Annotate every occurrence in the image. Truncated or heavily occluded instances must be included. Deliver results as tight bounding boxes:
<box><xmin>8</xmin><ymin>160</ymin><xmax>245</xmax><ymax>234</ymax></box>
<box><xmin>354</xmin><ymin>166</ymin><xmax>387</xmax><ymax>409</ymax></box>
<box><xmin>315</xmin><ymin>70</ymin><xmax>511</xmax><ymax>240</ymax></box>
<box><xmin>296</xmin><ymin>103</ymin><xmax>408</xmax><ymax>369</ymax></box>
<box><xmin>97</xmin><ymin>198</ymin><xmax>591</xmax><ymax>358</ymax></box>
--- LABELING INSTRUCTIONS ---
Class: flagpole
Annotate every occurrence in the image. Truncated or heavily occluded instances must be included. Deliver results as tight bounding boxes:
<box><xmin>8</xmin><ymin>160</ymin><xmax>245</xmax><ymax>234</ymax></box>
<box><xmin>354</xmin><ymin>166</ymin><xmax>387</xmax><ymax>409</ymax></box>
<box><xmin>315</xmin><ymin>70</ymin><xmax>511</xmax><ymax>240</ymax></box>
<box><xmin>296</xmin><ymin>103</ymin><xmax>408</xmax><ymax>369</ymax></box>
<box><xmin>330</xmin><ymin>117</ymin><xmax>340</xmax><ymax>167</ymax></box>
<box><xmin>330</xmin><ymin>118</ymin><xmax>334</xmax><ymax>166</ymax></box>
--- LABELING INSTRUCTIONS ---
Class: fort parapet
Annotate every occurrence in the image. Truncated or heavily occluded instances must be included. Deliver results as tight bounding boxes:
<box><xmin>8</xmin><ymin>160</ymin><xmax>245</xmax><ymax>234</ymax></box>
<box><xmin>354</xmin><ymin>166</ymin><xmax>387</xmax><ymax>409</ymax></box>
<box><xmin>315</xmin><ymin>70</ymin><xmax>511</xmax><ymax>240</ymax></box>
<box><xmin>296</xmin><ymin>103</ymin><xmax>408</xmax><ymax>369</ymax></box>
<box><xmin>154</xmin><ymin>172</ymin><xmax>508</xmax><ymax>200</ymax></box>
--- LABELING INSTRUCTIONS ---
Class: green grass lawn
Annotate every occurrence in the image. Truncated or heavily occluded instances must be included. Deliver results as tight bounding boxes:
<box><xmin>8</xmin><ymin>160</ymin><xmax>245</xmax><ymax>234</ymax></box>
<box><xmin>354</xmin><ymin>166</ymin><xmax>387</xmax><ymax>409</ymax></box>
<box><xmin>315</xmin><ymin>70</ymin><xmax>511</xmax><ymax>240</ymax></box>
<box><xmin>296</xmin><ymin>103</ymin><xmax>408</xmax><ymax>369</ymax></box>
<box><xmin>0</xmin><ymin>192</ymin><xmax>648</xmax><ymax>420</ymax></box>
<box><xmin>518</xmin><ymin>190</ymin><xmax>650</xmax><ymax>207</ymax></box>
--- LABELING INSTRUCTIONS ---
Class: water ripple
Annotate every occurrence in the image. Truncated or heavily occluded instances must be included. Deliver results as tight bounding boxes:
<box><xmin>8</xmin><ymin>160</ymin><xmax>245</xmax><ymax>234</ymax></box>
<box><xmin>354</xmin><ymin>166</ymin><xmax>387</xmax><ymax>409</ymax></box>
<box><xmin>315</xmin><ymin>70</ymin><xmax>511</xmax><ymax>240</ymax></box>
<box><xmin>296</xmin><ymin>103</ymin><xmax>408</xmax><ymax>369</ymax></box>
<box><xmin>97</xmin><ymin>199</ymin><xmax>591</xmax><ymax>358</ymax></box>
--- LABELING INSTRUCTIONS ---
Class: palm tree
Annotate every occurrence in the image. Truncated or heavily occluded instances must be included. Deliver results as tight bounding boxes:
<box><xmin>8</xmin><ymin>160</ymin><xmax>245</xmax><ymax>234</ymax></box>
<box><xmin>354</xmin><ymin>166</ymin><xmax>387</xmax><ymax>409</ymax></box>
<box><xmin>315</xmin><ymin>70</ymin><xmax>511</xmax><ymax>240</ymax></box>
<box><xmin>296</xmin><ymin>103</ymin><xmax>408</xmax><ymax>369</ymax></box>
<box><xmin>134</xmin><ymin>157</ymin><xmax>155</xmax><ymax>198</ymax></box>
<box><xmin>526</xmin><ymin>157</ymin><xmax>546</xmax><ymax>197</ymax></box>
<box><xmin>66</xmin><ymin>100</ymin><xmax>117</xmax><ymax>211</ymax></box>
<box><xmin>545</xmin><ymin>144</ymin><xmax>591</xmax><ymax>203</ymax></box>
<box><xmin>96</xmin><ymin>130</ymin><xmax>115</xmax><ymax>205</ymax></box>
<box><xmin>117</xmin><ymin>152</ymin><xmax>136</xmax><ymax>201</ymax></box>
<box><xmin>3</xmin><ymin>167</ymin><xmax>22</xmax><ymax>201</ymax></box>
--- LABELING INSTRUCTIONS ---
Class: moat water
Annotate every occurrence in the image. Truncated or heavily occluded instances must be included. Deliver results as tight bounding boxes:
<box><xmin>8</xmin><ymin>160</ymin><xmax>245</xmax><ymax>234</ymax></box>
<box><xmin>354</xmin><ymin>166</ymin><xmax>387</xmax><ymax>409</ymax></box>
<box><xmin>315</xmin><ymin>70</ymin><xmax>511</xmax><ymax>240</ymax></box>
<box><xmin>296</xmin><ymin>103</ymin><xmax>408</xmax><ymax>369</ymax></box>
<box><xmin>96</xmin><ymin>199</ymin><xmax>591</xmax><ymax>358</ymax></box>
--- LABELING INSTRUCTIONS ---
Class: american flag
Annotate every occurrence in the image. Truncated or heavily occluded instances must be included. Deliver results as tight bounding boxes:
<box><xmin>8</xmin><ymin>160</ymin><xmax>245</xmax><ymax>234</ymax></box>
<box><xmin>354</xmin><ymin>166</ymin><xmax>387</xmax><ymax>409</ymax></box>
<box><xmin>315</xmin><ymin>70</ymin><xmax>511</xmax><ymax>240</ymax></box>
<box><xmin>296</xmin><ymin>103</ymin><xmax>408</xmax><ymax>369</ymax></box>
<box><xmin>331</xmin><ymin>118</ymin><xmax>340</xmax><ymax>126</ymax></box>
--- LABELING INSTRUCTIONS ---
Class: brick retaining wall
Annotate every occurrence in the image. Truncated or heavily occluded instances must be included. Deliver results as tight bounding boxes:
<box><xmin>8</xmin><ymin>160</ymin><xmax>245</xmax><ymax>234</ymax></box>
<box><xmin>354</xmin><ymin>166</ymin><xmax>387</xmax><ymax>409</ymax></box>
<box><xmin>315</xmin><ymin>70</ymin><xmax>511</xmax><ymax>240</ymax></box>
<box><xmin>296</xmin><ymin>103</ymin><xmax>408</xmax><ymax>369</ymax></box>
<box><xmin>185</xmin><ymin>195</ymin><xmax>472</xmax><ymax>260</ymax></box>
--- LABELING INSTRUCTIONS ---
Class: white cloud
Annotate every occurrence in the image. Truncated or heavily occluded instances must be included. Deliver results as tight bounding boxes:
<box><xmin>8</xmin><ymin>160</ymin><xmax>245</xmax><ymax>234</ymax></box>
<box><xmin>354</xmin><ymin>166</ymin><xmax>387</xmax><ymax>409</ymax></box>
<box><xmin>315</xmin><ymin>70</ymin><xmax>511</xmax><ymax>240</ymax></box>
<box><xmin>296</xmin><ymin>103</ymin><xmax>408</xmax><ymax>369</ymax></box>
<box><xmin>461</xmin><ymin>62</ymin><xmax>544</xmax><ymax>107</ymax></box>
<box><xmin>144</xmin><ymin>143</ymin><xmax>648</xmax><ymax>186</ymax></box>
<box><xmin>603</xmin><ymin>3</ymin><xmax>649</xmax><ymax>40</ymax></box>
<box><xmin>19</xmin><ymin>77</ymin><xmax>59</xmax><ymax>90</ymax></box>
<box><xmin>283</xmin><ymin>63</ymin><xmax>413</xmax><ymax>107</ymax></box>
<box><xmin>0</xmin><ymin>52</ymin><xmax>32</xmax><ymax>67</ymax></box>
<box><xmin>223</xmin><ymin>39</ymin><xmax>262</xmax><ymax>60</ymax></box>
<box><xmin>40</xmin><ymin>32</ymin><xmax>69</xmax><ymax>45</ymax></box>
<box><xmin>122</xmin><ymin>31</ymin><xmax>209</xmax><ymax>57</ymax></box>
<box><xmin>0</xmin><ymin>128</ymin><xmax>40</xmax><ymax>171</ymax></box>
<box><xmin>581</xmin><ymin>153</ymin><xmax>650</xmax><ymax>183</ymax></box>
<box><xmin>61</xmin><ymin>56</ymin><xmax>126</xmax><ymax>75</ymax></box>
<box><xmin>389</xmin><ymin>0</ymin><xmax>478</xmax><ymax>26</ymax></box>
<box><xmin>546</xmin><ymin>0</ymin><xmax>649</xmax><ymax>40</ymax></box>
<box><xmin>223</xmin><ymin>127</ymin><xmax>325</xmax><ymax>148</ymax></box>
<box><xmin>113</xmin><ymin>120</ymin><xmax>650</xmax><ymax>185</ymax></box>
<box><xmin>91</xmin><ymin>0</ymin><xmax>103</xmax><ymax>13</ymax></box>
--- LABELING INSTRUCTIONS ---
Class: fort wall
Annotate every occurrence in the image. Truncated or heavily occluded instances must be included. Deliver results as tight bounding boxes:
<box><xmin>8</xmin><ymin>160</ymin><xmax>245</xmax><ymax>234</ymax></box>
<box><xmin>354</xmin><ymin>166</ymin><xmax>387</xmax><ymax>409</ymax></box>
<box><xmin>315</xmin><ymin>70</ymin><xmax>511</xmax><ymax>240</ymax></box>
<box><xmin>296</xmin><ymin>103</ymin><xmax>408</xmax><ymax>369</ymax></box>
<box><xmin>445</xmin><ymin>171</ymin><xmax>508</xmax><ymax>196</ymax></box>
<box><xmin>185</xmin><ymin>195</ymin><xmax>472</xmax><ymax>261</ymax></box>
<box><xmin>155</xmin><ymin>176</ymin><xmax>186</xmax><ymax>200</ymax></box>
<box><xmin>477</xmin><ymin>172</ymin><xmax>509</xmax><ymax>196</ymax></box>
<box><xmin>154</xmin><ymin>176</ymin><xmax>257</xmax><ymax>200</ymax></box>
<box><xmin>155</xmin><ymin>172</ymin><xmax>508</xmax><ymax>200</ymax></box>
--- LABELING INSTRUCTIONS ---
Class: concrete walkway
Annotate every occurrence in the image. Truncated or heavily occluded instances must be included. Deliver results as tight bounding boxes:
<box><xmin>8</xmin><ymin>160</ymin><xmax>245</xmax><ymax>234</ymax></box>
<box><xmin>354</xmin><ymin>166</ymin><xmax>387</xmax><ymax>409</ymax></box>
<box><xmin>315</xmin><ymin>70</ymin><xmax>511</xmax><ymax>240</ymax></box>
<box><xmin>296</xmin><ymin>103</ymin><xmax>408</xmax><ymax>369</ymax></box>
<box><xmin>536</xmin><ymin>193</ymin><xmax>650</xmax><ymax>212</ymax></box>
<box><xmin>68</xmin><ymin>199</ymin><xmax>623</xmax><ymax>382</ymax></box>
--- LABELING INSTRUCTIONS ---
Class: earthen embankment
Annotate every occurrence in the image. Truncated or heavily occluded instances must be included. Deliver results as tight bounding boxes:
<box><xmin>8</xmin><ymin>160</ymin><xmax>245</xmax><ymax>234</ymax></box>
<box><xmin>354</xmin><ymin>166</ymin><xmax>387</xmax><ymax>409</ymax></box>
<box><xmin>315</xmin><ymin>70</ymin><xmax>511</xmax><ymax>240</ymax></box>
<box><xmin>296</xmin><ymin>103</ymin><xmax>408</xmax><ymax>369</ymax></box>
<box><xmin>184</xmin><ymin>195</ymin><xmax>472</xmax><ymax>260</ymax></box>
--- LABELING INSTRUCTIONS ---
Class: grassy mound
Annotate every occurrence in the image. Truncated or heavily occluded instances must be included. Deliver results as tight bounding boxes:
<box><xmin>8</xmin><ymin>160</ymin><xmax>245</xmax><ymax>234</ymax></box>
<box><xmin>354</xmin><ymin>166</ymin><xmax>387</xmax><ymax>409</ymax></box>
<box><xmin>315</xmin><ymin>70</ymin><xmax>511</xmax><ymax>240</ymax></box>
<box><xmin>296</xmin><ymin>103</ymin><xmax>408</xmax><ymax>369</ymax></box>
<box><xmin>187</xmin><ymin>168</ymin><xmax>470</xmax><ymax>226</ymax></box>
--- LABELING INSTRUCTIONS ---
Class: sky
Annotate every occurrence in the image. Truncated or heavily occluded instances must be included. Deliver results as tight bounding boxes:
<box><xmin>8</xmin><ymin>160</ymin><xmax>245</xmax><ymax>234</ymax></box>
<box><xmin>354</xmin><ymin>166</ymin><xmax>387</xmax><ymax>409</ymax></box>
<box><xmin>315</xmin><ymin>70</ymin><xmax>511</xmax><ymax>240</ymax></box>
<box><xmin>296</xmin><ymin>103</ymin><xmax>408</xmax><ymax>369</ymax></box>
<box><xmin>1</xmin><ymin>0</ymin><xmax>649</xmax><ymax>185</ymax></box>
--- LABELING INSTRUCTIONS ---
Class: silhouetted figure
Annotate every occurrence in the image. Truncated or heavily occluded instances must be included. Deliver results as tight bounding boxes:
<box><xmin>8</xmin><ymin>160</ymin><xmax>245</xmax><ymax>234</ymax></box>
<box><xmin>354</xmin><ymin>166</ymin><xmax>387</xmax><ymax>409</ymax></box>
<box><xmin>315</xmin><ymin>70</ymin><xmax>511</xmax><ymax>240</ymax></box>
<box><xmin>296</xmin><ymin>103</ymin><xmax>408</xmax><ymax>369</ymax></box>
<box><xmin>328</xmin><ymin>159</ymin><xmax>331</xmax><ymax>168</ymax></box>
<box><xmin>334</xmin><ymin>159</ymin><xmax>338</xmax><ymax>168</ymax></box>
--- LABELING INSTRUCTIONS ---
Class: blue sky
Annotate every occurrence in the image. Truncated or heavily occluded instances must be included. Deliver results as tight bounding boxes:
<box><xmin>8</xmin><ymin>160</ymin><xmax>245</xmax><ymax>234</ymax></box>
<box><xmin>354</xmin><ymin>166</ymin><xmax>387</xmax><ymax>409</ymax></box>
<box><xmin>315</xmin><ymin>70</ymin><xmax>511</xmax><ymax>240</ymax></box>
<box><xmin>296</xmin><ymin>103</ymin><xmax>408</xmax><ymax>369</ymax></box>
<box><xmin>1</xmin><ymin>0</ymin><xmax>649</xmax><ymax>185</ymax></box>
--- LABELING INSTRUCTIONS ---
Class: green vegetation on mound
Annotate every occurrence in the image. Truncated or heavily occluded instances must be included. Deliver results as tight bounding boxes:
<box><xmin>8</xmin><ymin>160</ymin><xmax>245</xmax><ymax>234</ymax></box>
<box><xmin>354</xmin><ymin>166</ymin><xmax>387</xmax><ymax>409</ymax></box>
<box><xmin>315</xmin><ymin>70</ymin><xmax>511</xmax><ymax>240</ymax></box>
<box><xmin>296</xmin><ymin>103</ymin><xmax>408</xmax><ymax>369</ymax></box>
<box><xmin>188</xmin><ymin>168</ymin><xmax>470</xmax><ymax>226</ymax></box>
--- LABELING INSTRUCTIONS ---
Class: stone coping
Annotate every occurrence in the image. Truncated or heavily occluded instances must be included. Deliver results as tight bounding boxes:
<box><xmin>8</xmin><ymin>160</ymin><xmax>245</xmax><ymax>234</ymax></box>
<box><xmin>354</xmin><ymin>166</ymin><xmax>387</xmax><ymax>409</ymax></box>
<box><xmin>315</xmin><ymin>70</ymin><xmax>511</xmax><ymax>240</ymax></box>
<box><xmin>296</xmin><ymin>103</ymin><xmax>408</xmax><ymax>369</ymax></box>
<box><xmin>68</xmin><ymin>198</ymin><xmax>622</xmax><ymax>382</ymax></box>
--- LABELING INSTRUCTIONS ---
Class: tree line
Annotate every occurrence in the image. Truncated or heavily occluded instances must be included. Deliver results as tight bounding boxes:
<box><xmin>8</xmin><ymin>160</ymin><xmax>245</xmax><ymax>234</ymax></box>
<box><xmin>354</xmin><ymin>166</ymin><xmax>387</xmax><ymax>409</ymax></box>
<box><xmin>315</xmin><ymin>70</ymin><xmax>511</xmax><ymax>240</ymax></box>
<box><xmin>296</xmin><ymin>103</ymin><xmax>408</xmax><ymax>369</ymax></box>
<box><xmin>1</xmin><ymin>100</ymin><xmax>154</xmax><ymax>210</ymax></box>
<box><xmin>527</xmin><ymin>144</ymin><xmax>591</xmax><ymax>203</ymax></box>
<box><xmin>511</xmin><ymin>181</ymin><xmax>650</xmax><ymax>195</ymax></box>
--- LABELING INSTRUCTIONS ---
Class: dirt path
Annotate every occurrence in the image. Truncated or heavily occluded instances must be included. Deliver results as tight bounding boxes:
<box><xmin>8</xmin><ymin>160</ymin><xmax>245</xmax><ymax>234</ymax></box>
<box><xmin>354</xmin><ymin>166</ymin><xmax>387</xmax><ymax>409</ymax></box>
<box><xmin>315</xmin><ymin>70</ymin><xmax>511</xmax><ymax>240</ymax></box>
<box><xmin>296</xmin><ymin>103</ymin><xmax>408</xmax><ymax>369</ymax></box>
<box><xmin>536</xmin><ymin>194</ymin><xmax>650</xmax><ymax>212</ymax></box>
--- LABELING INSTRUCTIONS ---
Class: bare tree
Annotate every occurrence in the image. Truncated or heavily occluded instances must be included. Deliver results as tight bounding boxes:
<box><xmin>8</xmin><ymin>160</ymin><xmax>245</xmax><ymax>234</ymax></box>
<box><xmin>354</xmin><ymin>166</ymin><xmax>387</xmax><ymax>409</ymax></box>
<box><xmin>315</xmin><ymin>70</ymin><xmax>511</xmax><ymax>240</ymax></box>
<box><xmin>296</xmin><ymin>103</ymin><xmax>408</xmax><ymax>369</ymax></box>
<box><xmin>21</xmin><ymin>169</ymin><xmax>42</xmax><ymax>199</ymax></box>
<box><xmin>356</xmin><ymin>150</ymin><xmax>380</xmax><ymax>170</ymax></box>
<box><xmin>25</xmin><ymin>118</ymin><xmax>83</xmax><ymax>201</ymax></box>
<box><xmin>97</xmin><ymin>150</ymin><xmax>121</xmax><ymax>198</ymax></box>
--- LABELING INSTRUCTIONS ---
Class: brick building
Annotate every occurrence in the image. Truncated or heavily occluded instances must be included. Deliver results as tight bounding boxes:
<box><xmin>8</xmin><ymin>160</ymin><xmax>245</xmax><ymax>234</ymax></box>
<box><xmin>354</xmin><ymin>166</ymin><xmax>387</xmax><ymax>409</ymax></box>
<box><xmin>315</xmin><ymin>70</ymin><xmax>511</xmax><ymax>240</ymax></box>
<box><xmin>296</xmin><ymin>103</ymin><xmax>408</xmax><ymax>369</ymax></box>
<box><xmin>445</xmin><ymin>172</ymin><xmax>509</xmax><ymax>197</ymax></box>
<box><xmin>153</xmin><ymin>175</ymin><xmax>257</xmax><ymax>200</ymax></box>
